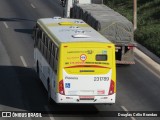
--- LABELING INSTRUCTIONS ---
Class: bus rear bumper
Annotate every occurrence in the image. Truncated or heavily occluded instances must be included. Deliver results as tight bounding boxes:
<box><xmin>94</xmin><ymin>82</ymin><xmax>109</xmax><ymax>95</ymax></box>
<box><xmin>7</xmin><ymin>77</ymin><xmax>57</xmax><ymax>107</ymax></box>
<box><xmin>55</xmin><ymin>93</ymin><xmax>116</xmax><ymax>104</ymax></box>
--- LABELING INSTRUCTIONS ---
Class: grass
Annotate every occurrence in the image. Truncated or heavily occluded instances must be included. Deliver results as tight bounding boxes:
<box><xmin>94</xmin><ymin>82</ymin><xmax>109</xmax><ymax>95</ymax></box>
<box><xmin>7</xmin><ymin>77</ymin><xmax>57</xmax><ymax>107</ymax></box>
<box><xmin>104</xmin><ymin>0</ymin><xmax>160</xmax><ymax>57</ymax></box>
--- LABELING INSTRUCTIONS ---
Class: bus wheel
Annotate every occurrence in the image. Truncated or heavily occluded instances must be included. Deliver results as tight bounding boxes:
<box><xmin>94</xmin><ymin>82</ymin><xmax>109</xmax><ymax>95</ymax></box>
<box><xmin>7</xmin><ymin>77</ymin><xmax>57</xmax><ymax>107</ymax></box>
<box><xmin>48</xmin><ymin>80</ymin><xmax>52</xmax><ymax>104</ymax></box>
<box><xmin>36</xmin><ymin>61</ymin><xmax>40</xmax><ymax>78</ymax></box>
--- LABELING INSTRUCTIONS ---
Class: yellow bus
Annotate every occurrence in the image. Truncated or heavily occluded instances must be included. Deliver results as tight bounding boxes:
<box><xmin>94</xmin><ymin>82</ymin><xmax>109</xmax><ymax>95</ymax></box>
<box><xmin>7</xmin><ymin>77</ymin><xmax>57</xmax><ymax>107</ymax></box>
<box><xmin>33</xmin><ymin>17</ymin><xmax>116</xmax><ymax>104</ymax></box>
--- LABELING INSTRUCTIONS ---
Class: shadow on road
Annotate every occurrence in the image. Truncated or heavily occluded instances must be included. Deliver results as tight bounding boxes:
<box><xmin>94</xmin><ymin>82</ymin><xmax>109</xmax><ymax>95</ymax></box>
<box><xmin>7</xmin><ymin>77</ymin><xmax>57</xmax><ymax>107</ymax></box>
<box><xmin>0</xmin><ymin>17</ymin><xmax>36</xmax><ymax>22</ymax></box>
<box><xmin>14</xmin><ymin>29</ymin><xmax>33</xmax><ymax>34</ymax></box>
<box><xmin>0</xmin><ymin>66</ymin><xmax>98</xmax><ymax>116</ymax></box>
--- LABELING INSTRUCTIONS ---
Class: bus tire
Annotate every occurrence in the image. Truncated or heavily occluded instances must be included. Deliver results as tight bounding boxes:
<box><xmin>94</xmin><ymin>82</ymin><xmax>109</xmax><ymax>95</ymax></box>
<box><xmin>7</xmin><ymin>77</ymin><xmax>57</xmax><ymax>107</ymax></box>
<box><xmin>47</xmin><ymin>80</ymin><xmax>52</xmax><ymax>104</ymax></box>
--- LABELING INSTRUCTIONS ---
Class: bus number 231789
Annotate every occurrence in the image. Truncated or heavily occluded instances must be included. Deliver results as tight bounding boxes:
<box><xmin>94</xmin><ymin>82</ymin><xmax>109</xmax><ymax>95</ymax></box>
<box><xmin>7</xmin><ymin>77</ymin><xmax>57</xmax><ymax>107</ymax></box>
<box><xmin>94</xmin><ymin>77</ymin><xmax>109</xmax><ymax>81</ymax></box>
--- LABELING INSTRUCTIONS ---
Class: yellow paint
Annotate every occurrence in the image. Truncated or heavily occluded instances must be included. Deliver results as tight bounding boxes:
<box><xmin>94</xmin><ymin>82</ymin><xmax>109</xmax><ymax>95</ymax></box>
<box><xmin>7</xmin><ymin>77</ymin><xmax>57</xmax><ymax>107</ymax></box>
<box><xmin>59</xmin><ymin>22</ymin><xmax>75</xmax><ymax>25</ymax></box>
<box><xmin>37</xmin><ymin>19</ymin><xmax>116</xmax><ymax>95</ymax></box>
<box><xmin>46</xmin><ymin>22</ymin><xmax>89</xmax><ymax>27</ymax></box>
<box><xmin>57</xmin><ymin>42</ymin><xmax>116</xmax><ymax>93</ymax></box>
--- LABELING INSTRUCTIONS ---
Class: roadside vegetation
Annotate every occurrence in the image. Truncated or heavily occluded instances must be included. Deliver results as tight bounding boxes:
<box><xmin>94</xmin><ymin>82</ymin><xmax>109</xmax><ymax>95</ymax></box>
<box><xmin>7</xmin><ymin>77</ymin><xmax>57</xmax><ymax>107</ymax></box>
<box><xmin>104</xmin><ymin>0</ymin><xmax>160</xmax><ymax>57</ymax></box>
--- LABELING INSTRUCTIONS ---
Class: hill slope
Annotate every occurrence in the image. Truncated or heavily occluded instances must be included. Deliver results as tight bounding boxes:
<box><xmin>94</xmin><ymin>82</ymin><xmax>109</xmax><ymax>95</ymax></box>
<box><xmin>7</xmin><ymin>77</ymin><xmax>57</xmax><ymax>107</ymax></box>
<box><xmin>104</xmin><ymin>0</ymin><xmax>160</xmax><ymax>57</ymax></box>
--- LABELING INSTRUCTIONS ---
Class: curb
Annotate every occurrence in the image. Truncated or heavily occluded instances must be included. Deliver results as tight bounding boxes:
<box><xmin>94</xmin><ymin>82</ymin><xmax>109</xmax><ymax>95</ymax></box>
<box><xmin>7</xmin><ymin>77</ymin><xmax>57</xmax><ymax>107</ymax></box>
<box><xmin>134</xmin><ymin>42</ymin><xmax>160</xmax><ymax>73</ymax></box>
<box><xmin>136</xmin><ymin>42</ymin><xmax>160</xmax><ymax>64</ymax></box>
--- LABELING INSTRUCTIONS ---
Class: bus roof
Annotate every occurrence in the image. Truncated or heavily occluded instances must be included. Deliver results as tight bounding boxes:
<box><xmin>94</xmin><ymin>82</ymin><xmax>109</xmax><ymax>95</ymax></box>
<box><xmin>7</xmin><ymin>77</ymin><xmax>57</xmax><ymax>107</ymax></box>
<box><xmin>37</xmin><ymin>17</ymin><xmax>112</xmax><ymax>44</ymax></box>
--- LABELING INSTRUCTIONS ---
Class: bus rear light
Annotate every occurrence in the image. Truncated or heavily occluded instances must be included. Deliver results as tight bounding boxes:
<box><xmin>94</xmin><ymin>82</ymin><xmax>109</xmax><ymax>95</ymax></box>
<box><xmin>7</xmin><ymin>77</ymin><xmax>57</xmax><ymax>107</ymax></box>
<box><xmin>64</xmin><ymin>46</ymin><xmax>68</xmax><ymax>48</ymax></box>
<box><xmin>107</xmin><ymin>46</ymin><xmax>112</xmax><ymax>48</ymax></box>
<box><xmin>59</xmin><ymin>80</ymin><xmax>65</xmax><ymax>95</ymax></box>
<box><xmin>108</xmin><ymin>80</ymin><xmax>114</xmax><ymax>95</ymax></box>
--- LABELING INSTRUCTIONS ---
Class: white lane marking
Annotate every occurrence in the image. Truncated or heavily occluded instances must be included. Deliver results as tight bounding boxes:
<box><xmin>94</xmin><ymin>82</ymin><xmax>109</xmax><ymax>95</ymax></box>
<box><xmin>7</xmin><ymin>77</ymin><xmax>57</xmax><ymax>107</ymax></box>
<box><xmin>31</xmin><ymin>3</ymin><xmax>36</xmax><ymax>8</ymax></box>
<box><xmin>20</xmin><ymin>56</ymin><xmax>27</xmax><ymax>67</ymax></box>
<box><xmin>121</xmin><ymin>106</ymin><xmax>128</xmax><ymax>112</ymax></box>
<box><xmin>3</xmin><ymin>22</ymin><xmax>9</xmax><ymax>28</ymax></box>
<box><xmin>121</xmin><ymin>106</ymin><xmax>136</xmax><ymax>120</ymax></box>
<box><xmin>44</xmin><ymin>106</ymin><xmax>55</xmax><ymax>120</ymax></box>
<box><xmin>135</xmin><ymin>58</ymin><xmax>160</xmax><ymax>79</ymax></box>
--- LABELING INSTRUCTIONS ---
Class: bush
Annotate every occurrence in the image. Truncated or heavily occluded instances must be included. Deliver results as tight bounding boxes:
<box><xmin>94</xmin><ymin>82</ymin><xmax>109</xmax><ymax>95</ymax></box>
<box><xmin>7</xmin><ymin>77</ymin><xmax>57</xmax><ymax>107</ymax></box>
<box><xmin>104</xmin><ymin>0</ymin><xmax>160</xmax><ymax>57</ymax></box>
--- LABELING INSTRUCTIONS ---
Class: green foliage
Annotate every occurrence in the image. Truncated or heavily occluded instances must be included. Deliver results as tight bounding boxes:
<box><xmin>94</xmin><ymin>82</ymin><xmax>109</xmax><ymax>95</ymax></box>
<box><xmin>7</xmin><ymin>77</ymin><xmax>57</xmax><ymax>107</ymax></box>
<box><xmin>104</xmin><ymin>0</ymin><xmax>160</xmax><ymax>57</ymax></box>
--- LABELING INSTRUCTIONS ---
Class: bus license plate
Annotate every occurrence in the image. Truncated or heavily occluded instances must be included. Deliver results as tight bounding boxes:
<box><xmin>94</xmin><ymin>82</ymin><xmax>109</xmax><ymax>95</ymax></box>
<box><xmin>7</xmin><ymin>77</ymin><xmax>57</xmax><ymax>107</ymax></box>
<box><xmin>79</xmin><ymin>96</ymin><xmax>94</xmax><ymax>100</ymax></box>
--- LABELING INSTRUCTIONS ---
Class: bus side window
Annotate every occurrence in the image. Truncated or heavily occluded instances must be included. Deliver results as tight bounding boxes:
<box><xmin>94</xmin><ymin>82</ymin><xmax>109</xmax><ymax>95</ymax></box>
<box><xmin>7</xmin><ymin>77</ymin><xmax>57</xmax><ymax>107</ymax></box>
<box><xmin>50</xmin><ymin>43</ymin><xmax>55</xmax><ymax>69</ymax></box>
<box><xmin>52</xmin><ymin>43</ymin><xmax>56</xmax><ymax>57</ymax></box>
<box><xmin>42</xmin><ymin>32</ymin><xmax>45</xmax><ymax>43</ymax></box>
<box><xmin>37</xmin><ymin>29</ymin><xmax>42</xmax><ymax>51</ymax></box>
<box><xmin>32</xmin><ymin>24</ymin><xmax>38</xmax><ymax>41</ymax></box>
<box><xmin>34</xmin><ymin>28</ymin><xmax>38</xmax><ymax>47</ymax></box>
<box><xmin>43</xmin><ymin>34</ymin><xmax>48</xmax><ymax>58</ymax></box>
<box><xmin>41</xmin><ymin>32</ymin><xmax>46</xmax><ymax>56</ymax></box>
<box><xmin>45</xmin><ymin>37</ymin><xmax>48</xmax><ymax>48</ymax></box>
<box><xmin>33</xmin><ymin>26</ymin><xmax>36</xmax><ymax>46</ymax></box>
<box><xmin>54</xmin><ymin>48</ymin><xmax>59</xmax><ymax>73</ymax></box>
<box><xmin>47</xmin><ymin>39</ymin><xmax>51</xmax><ymax>64</ymax></box>
<box><xmin>45</xmin><ymin>36</ymin><xmax>49</xmax><ymax>58</ymax></box>
<box><xmin>56</xmin><ymin>49</ymin><xmax>59</xmax><ymax>60</ymax></box>
<box><xmin>35</xmin><ymin>28</ymin><xmax>40</xmax><ymax>47</ymax></box>
<box><xmin>37</xmin><ymin>28</ymin><xmax>42</xmax><ymax>40</ymax></box>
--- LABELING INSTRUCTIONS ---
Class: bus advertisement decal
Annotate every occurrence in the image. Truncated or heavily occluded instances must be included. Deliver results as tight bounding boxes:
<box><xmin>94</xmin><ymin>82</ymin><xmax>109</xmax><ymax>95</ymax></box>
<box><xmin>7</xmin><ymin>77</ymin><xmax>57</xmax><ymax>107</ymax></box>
<box><xmin>65</xmin><ymin>83</ymin><xmax>71</xmax><ymax>88</ymax></box>
<box><xmin>97</xmin><ymin>90</ymin><xmax>105</xmax><ymax>95</ymax></box>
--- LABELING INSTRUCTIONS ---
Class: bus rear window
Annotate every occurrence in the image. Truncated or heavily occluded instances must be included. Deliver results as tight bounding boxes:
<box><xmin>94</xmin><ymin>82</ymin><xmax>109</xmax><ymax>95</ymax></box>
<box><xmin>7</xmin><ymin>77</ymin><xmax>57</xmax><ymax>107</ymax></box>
<box><xmin>96</xmin><ymin>54</ymin><xmax>107</xmax><ymax>61</ymax></box>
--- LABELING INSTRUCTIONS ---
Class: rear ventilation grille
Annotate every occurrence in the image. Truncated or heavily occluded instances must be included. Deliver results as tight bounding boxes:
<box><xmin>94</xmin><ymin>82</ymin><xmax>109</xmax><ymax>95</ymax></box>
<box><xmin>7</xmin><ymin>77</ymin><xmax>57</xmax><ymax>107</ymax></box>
<box><xmin>72</xmin><ymin>34</ymin><xmax>90</xmax><ymax>38</ymax></box>
<box><xmin>80</xmin><ymin>70</ymin><xmax>95</xmax><ymax>72</ymax></box>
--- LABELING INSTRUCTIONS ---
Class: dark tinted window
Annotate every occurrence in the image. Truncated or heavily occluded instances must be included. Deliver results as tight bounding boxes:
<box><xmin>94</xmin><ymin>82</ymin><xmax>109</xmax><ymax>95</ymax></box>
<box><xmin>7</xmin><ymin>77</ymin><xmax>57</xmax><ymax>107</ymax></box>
<box><xmin>96</xmin><ymin>54</ymin><xmax>107</xmax><ymax>61</ymax></box>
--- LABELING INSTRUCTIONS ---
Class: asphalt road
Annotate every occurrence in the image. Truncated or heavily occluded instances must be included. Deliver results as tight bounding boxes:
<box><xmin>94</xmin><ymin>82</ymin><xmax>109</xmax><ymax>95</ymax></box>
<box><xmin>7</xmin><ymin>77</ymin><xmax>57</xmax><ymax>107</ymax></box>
<box><xmin>0</xmin><ymin>0</ymin><xmax>160</xmax><ymax>120</ymax></box>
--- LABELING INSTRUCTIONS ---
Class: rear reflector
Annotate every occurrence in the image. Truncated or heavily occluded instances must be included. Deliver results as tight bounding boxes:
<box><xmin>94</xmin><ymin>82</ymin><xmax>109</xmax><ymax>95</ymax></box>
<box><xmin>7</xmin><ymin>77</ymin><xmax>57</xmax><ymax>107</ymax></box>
<box><xmin>59</xmin><ymin>80</ymin><xmax>65</xmax><ymax>95</ymax></box>
<box><xmin>127</xmin><ymin>45</ymin><xmax>135</xmax><ymax>50</ymax></box>
<box><xmin>128</xmin><ymin>46</ymin><xmax>135</xmax><ymax>50</ymax></box>
<box><xmin>108</xmin><ymin>80</ymin><xmax>114</xmax><ymax>95</ymax></box>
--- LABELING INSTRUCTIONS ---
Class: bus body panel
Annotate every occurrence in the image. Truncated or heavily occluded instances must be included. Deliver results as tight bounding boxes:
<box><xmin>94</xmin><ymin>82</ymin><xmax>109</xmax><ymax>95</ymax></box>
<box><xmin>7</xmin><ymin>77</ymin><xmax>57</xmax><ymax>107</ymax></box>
<box><xmin>33</xmin><ymin>18</ymin><xmax>116</xmax><ymax>104</ymax></box>
<box><xmin>62</xmin><ymin>69</ymin><xmax>112</xmax><ymax>96</ymax></box>
<box><xmin>34</xmin><ymin>48</ymin><xmax>57</xmax><ymax>100</ymax></box>
<box><xmin>56</xmin><ymin>93</ymin><xmax>116</xmax><ymax>103</ymax></box>
<box><xmin>56</xmin><ymin>42</ymin><xmax>116</xmax><ymax>103</ymax></box>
